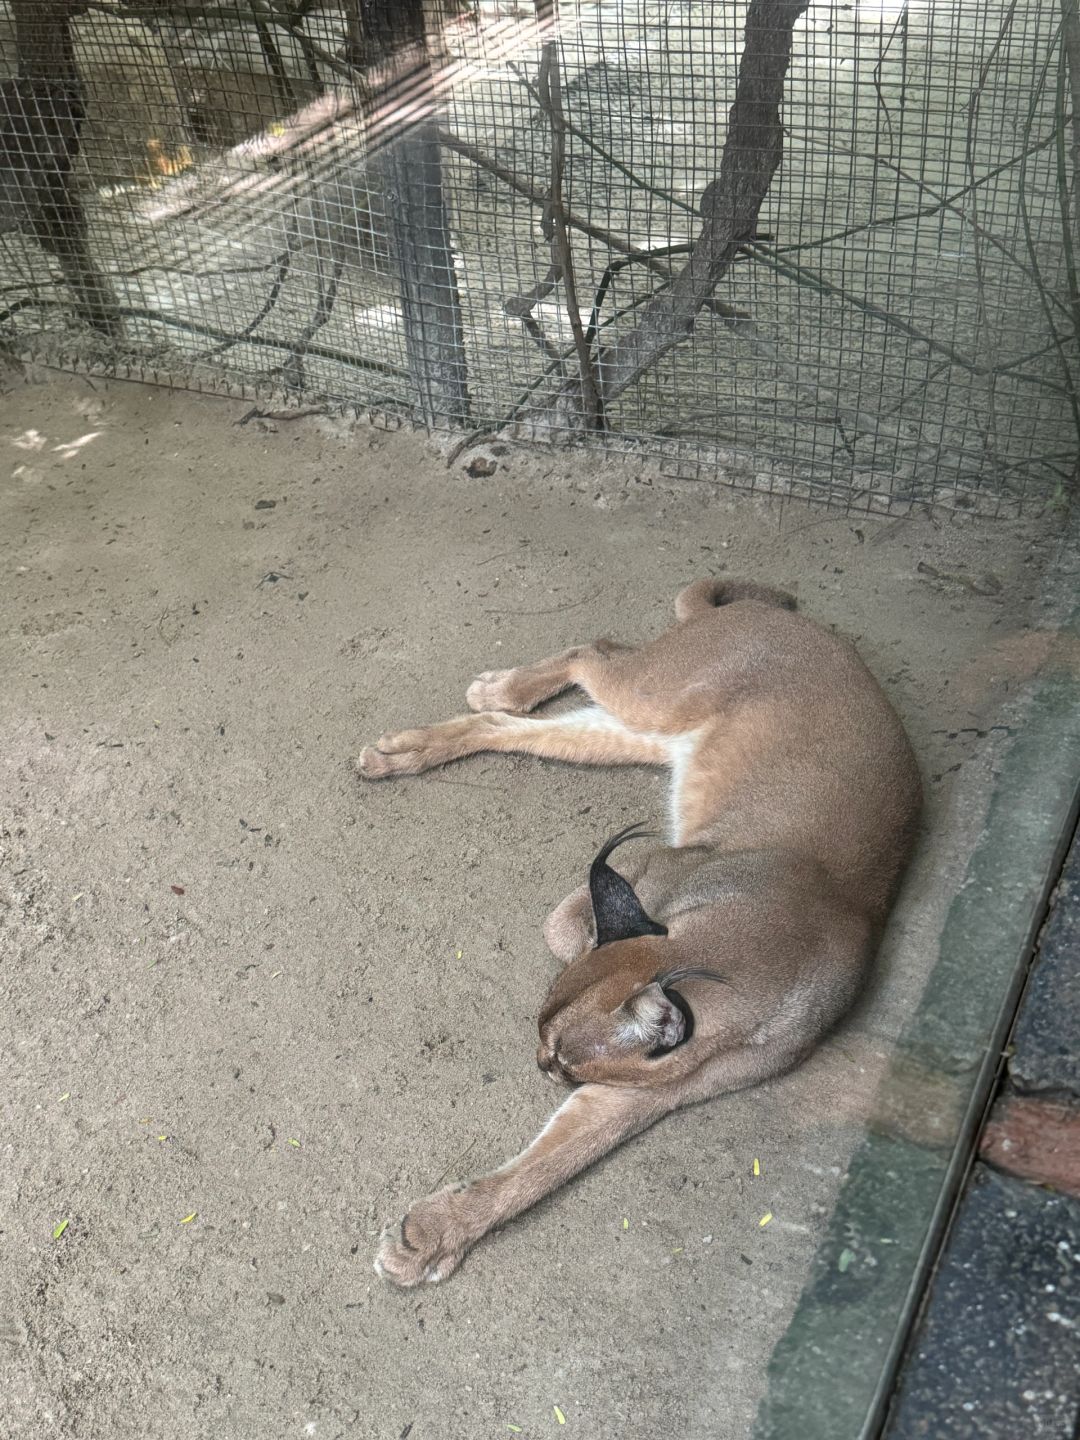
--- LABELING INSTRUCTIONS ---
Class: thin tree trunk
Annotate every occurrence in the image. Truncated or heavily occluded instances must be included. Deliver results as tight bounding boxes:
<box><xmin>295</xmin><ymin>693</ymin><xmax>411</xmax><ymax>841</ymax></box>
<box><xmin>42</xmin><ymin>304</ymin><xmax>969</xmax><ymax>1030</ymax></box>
<box><xmin>8</xmin><ymin>0</ymin><xmax>122</xmax><ymax>337</ymax></box>
<box><xmin>527</xmin><ymin>0</ymin><xmax>808</xmax><ymax>436</ymax></box>
<box><xmin>12</xmin><ymin>0</ymin><xmax>77</xmax><ymax>83</ymax></box>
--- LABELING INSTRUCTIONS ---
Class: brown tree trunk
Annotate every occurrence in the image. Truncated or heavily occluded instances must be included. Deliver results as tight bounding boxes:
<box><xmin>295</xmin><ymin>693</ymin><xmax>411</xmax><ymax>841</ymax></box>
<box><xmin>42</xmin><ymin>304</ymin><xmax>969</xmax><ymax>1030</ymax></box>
<box><xmin>529</xmin><ymin>0</ymin><xmax>809</xmax><ymax>436</ymax></box>
<box><xmin>12</xmin><ymin>0</ymin><xmax>78</xmax><ymax>84</ymax></box>
<box><xmin>7</xmin><ymin>0</ymin><xmax>122</xmax><ymax>338</ymax></box>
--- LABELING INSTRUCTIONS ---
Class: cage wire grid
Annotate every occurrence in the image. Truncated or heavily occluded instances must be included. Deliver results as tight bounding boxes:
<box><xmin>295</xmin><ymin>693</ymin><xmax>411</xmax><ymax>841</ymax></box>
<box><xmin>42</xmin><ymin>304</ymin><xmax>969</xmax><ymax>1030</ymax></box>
<box><xmin>0</xmin><ymin>0</ymin><xmax>1076</xmax><ymax>517</ymax></box>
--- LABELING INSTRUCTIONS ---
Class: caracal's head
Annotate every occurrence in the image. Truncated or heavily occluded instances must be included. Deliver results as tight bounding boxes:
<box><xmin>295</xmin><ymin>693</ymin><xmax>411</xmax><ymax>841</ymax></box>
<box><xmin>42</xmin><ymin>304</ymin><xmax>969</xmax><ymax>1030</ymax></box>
<box><xmin>535</xmin><ymin>825</ymin><xmax>725</xmax><ymax>1086</ymax></box>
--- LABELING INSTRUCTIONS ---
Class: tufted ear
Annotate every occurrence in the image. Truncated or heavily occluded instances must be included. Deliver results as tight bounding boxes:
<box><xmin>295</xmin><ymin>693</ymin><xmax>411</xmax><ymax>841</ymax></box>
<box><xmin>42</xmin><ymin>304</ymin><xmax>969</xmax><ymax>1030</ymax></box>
<box><xmin>623</xmin><ymin>982</ymin><xmax>688</xmax><ymax>1051</ymax></box>
<box><xmin>588</xmin><ymin>823</ymin><xmax>668</xmax><ymax>948</ymax></box>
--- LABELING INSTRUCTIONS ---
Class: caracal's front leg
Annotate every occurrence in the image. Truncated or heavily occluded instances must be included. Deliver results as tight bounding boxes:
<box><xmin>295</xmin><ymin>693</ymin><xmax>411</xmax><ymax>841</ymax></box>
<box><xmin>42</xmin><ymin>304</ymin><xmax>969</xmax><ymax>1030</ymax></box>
<box><xmin>357</xmin><ymin>707</ymin><xmax>667</xmax><ymax>779</ymax></box>
<box><xmin>465</xmin><ymin>639</ymin><xmax>630</xmax><ymax>714</ymax></box>
<box><xmin>374</xmin><ymin>1082</ymin><xmax>672</xmax><ymax>1286</ymax></box>
<box><xmin>374</xmin><ymin>1042</ymin><xmax>807</xmax><ymax>1286</ymax></box>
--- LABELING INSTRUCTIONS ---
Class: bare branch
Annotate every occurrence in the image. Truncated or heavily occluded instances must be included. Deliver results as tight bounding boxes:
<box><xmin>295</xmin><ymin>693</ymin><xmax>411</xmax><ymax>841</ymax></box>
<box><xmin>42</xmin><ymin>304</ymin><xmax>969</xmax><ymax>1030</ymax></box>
<box><xmin>748</xmin><ymin>243</ymin><xmax>1073</xmax><ymax>398</ymax></box>
<box><xmin>1016</xmin><ymin>16</ymin><xmax>1080</xmax><ymax>437</ymax></box>
<box><xmin>436</xmin><ymin>127</ymin><xmax>672</xmax><ymax>283</ymax></box>
<box><xmin>537</xmin><ymin>38</ymin><xmax>603</xmax><ymax>427</ymax></box>
<box><xmin>506</xmin><ymin>58</ymin><xmax>697</xmax><ymax>221</ymax></box>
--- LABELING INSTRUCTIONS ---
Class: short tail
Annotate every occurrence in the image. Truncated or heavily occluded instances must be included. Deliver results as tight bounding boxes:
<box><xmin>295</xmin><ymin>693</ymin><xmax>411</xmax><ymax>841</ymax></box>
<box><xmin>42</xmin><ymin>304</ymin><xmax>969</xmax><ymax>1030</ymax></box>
<box><xmin>675</xmin><ymin>577</ymin><xmax>797</xmax><ymax>622</ymax></box>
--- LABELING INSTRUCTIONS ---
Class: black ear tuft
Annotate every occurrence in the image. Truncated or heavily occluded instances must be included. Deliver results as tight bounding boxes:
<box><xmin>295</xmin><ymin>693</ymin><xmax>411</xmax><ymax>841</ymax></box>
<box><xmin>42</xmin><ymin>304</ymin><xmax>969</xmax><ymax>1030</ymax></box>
<box><xmin>588</xmin><ymin>823</ymin><xmax>668</xmax><ymax>948</ymax></box>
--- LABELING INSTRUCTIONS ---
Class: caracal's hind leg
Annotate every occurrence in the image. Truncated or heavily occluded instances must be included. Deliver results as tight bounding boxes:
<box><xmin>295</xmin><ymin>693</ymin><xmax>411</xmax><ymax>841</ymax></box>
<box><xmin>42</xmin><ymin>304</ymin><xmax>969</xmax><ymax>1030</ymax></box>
<box><xmin>465</xmin><ymin>639</ymin><xmax>631</xmax><ymax>714</ymax></box>
<box><xmin>469</xmin><ymin>632</ymin><xmax>722</xmax><ymax>739</ymax></box>
<box><xmin>358</xmin><ymin>706</ymin><xmax>669</xmax><ymax>780</ymax></box>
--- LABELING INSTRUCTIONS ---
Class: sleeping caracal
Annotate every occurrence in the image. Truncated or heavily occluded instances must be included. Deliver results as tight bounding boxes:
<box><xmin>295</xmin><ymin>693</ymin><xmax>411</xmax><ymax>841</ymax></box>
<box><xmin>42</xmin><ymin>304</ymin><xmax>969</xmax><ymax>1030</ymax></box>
<box><xmin>358</xmin><ymin>578</ymin><xmax>921</xmax><ymax>1286</ymax></box>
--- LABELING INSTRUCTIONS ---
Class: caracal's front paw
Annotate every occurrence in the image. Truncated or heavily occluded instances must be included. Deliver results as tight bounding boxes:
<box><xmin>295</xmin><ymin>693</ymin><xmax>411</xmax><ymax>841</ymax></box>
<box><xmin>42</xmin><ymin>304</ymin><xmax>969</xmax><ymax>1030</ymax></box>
<box><xmin>465</xmin><ymin>669</ymin><xmax>530</xmax><ymax>714</ymax></box>
<box><xmin>374</xmin><ymin>1186</ymin><xmax>471</xmax><ymax>1287</ymax></box>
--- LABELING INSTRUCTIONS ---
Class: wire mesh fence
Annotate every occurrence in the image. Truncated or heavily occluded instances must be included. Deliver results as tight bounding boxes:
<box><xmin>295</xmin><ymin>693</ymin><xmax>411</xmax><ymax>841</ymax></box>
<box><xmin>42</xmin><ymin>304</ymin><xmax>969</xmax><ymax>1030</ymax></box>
<box><xmin>0</xmin><ymin>0</ymin><xmax>1076</xmax><ymax>515</ymax></box>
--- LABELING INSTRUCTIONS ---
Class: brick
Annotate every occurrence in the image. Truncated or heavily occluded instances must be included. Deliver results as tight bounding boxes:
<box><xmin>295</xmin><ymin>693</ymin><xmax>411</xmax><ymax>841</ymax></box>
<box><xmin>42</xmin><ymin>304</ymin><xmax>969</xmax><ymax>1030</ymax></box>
<box><xmin>980</xmin><ymin>1094</ymin><xmax>1080</xmax><ymax>1199</ymax></box>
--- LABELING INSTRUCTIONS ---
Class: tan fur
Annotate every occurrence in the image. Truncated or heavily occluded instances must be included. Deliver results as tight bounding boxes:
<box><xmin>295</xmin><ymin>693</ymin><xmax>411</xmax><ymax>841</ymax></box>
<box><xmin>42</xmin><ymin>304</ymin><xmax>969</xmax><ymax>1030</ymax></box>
<box><xmin>358</xmin><ymin>578</ymin><xmax>921</xmax><ymax>1286</ymax></box>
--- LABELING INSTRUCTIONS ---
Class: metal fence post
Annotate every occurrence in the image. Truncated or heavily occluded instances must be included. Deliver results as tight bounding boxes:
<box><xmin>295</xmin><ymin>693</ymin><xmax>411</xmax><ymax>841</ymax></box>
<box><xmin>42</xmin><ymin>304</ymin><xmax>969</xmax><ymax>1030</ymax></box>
<box><xmin>349</xmin><ymin>0</ymin><xmax>470</xmax><ymax>429</ymax></box>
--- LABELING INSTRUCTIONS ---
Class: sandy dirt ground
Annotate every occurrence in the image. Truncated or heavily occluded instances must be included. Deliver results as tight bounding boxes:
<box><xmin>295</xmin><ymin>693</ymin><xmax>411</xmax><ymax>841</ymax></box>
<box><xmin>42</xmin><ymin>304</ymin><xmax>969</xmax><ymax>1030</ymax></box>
<box><xmin>1</xmin><ymin>373</ymin><xmax>1076</xmax><ymax>1440</ymax></box>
